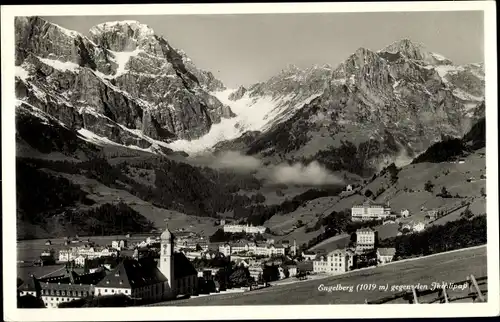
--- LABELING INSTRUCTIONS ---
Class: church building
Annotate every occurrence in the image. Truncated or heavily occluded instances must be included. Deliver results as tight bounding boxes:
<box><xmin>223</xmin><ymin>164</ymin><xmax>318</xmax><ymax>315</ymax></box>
<box><xmin>94</xmin><ymin>225</ymin><xmax>198</xmax><ymax>303</ymax></box>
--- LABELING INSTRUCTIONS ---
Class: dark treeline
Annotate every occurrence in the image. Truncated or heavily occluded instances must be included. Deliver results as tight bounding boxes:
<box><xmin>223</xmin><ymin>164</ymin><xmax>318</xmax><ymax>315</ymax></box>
<box><xmin>198</xmin><ymin>166</ymin><xmax>263</xmax><ymax>192</ymax></box>
<box><xmin>234</xmin><ymin>187</ymin><xmax>345</xmax><ymax>226</ymax></box>
<box><xmin>18</xmin><ymin>157</ymin><xmax>256</xmax><ymax>218</ymax></box>
<box><xmin>61</xmin><ymin>203</ymin><xmax>155</xmax><ymax>236</ymax></box>
<box><xmin>379</xmin><ymin>215</ymin><xmax>486</xmax><ymax>259</ymax></box>
<box><xmin>16</xmin><ymin>160</ymin><xmax>94</xmax><ymax>224</ymax></box>
<box><xmin>412</xmin><ymin>117</ymin><xmax>486</xmax><ymax>164</ymax></box>
<box><xmin>209</xmin><ymin>229</ymin><xmax>266</xmax><ymax>243</ymax></box>
<box><xmin>304</xmin><ymin>210</ymin><xmax>384</xmax><ymax>249</ymax></box>
<box><xmin>411</xmin><ymin>138</ymin><xmax>466</xmax><ymax>164</ymax></box>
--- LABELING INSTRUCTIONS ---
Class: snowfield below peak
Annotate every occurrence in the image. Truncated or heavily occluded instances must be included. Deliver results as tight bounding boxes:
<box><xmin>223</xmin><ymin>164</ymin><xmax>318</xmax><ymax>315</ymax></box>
<box><xmin>109</xmin><ymin>49</ymin><xmax>144</xmax><ymax>77</ymax></box>
<box><xmin>166</xmin><ymin>89</ymin><xmax>320</xmax><ymax>154</ymax></box>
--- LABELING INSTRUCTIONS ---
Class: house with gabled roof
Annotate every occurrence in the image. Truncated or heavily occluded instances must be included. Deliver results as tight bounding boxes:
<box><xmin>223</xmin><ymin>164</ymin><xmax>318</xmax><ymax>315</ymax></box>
<box><xmin>18</xmin><ymin>269</ymin><xmax>106</xmax><ymax>309</ymax></box>
<box><xmin>377</xmin><ymin>247</ymin><xmax>396</xmax><ymax>264</ymax></box>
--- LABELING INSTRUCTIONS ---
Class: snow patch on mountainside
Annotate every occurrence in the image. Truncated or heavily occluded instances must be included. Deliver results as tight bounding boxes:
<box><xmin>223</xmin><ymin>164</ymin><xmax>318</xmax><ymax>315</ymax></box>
<box><xmin>431</xmin><ymin>52</ymin><xmax>448</xmax><ymax>62</ymax></box>
<box><xmin>110</xmin><ymin>49</ymin><xmax>143</xmax><ymax>77</ymax></box>
<box><xmin>166</xmin><ymin>89</ymin><xmax>275</xmax><ymax>153</ymax></box>
<box><xmin>15</xmin><ymin>65</ymin><xmax>30</xmax><ymax>81</ymax></box>
<box><xmin>166</xmin><ymin>89</ymin><xmax>321</xmax><ymax>154</ymax></box>
<box><xmin>77</xmin><ymin>128</ymin><xmax>158</xmax><ymax>154</ymax></box>
<box><xmin>452</xmin><ymin>89</ymin><xmax>483</xmax><ymax>102</ymax></box>
<box><xmin>37</xmin><ymin>57</ymin><xmax>80</xmax><ymax>72</ymax></box>
<box><xmin>77</xmin><ymin>128</ymin><xmax>121</xmax><ymax>146</ymax></box>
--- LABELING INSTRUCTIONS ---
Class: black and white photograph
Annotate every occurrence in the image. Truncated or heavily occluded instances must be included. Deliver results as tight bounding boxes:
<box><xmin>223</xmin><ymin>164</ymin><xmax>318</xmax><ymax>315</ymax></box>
<box><xmin>2</xmin><ymin>2</ymin><xmax>498</xmax><ymax>320</ymax></box>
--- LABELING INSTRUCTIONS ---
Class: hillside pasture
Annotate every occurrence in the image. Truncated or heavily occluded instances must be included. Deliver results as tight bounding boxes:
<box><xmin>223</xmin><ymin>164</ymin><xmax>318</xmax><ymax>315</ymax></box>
<box><xmin>157</xmin><ymin>246</ymin><xmax>487</xmax><ymax>306</ymax></box>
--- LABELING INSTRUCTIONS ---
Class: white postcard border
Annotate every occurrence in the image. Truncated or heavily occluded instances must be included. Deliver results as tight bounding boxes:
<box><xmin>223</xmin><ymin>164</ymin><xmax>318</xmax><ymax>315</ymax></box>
<box><xmin>2</xmin><ymin>2</ymin><xmax>498</xmax><ymax>321</ymax></box>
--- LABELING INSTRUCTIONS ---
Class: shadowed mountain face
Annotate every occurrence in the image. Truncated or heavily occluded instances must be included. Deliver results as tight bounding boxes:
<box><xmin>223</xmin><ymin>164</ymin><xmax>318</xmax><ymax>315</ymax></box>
<box><xmin>15</xmin><ymin>17</ymin><xmax>233</xmax><ymax>155</ymax></box>
<box><xmin>15</xmin><ymin>18</ymin><xmax>484</xmax><ymax>176</ymax></box>
<box><xmin>13</xmin><ymin>17</ymin><xmax>486</xmax><ymax>239</ymax></box>
<box><xmin>216</xmin><ymin>39</ymin><xmax>485</xmax><ymax>176</ymax></box>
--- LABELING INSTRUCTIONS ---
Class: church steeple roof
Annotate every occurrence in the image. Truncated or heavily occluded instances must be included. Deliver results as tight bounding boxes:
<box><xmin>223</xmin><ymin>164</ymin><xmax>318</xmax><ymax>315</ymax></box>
<box><xmin>160</xmin><ymin>223</ymin><xmax>173</xmax><ymax>241</ymax></box>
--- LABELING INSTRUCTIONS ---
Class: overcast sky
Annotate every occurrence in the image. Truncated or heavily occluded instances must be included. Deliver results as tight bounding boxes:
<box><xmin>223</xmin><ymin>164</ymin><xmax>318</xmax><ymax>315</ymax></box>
<box><xmin>44</xmin><ymin>11</ymin><xmax>484</xmax><ymax>88</ymax></box>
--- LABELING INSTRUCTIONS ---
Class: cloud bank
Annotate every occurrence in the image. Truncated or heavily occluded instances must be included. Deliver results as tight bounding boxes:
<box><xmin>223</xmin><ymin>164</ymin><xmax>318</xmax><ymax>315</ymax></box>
<box><xmin>194</xmin><ymin>151</ymin><xmax>343</xmax><ymax>186</ymax></box>
<box><xmin>269</xmin><ymin>161</ymin><xmax>344</xmax><ymax>185</ymax></box>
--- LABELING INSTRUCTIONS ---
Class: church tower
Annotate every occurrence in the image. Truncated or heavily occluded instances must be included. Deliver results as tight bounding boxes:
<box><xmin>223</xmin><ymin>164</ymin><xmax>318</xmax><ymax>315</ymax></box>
<box><xmin>160</xmin><ymin>224</ymin><xmax>175</xmax><ymax>297</ymax></box>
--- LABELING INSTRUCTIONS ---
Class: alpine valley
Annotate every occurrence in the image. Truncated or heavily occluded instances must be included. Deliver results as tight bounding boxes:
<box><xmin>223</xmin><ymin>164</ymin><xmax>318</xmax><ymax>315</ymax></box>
<box><xmin>14</xmin><ymin>17</ymin><xmax>486</xmax><ymax>241</ymax></box>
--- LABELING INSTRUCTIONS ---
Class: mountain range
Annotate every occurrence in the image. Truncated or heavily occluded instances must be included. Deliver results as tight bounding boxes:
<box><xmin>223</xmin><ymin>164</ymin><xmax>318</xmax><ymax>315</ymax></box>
<box><xmin>13</xmin><ymin>17</ymin><xmax>486</xmax><ymax>239</ymax></box>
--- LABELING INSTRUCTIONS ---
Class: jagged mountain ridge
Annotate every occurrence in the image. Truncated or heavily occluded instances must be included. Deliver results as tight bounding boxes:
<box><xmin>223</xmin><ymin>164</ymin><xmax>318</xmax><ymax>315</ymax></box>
<box><xmin>15</xmin><ymin>17</ymin><xmax>233</xmax><ymax>155</ymax></box>
<box><xmin>214</xmin><ymin>39</ymin><xmax>485</xmax><ymax>176</ymax></box>
<box><xmin>168</xmin><ymin>63</ymin><xmax>334</xmax><ymax>153</ymax></box>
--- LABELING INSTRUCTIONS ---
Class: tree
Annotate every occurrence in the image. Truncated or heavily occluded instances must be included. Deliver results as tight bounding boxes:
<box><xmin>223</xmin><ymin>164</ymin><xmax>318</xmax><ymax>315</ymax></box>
<box><xmin>83</xmin><ymin>260</ymin><xmax>89</xmax><ymax>274</ymax></box>
<box><xmin>350</xmin><ymin>232</ymin><xmax>357</xmax><ymax>244</ymax></box>
<box><xmin>438</xmin><ymin>186</ymin><xmax>451</xmax><ymax>198</ymax></box>
<box><xmin>364</xmin><ymin>189</ymin><xmax>373</xmax><ymax>198</ymax></box>
<box><xmin>229</xmin><ymin>267</ymin><xmax>251</xmax><ymax>287</ymax></box>
<box><xmin>461</xmin><ymin>208</ymin><xmax>474</xmax><ymax>219</ymax></box>
<box><xmin>215</xmin><ymin>267</ymin><xmax>232</xmax><ymax>290</ymax></box>
<box><xmin>284</xmin><ymin>267</ymin><xmax>290</xmax><ymax>278</ymax></box>
<box><xmin>262</xmin><ymin>265</ymin><xmax>280</xmax><ymax>283</ymax></box>
<box><xmin>195</xmin><ymin>243</ymin><xmax>203</xmax><ymax>251</ymax></box>
<box><xmin>480</xmin><ymin>188</ymin><xmax>486</xmax><ymax>197</ymax></box>
<box><xmin>424</xmin><ymin>180</ymin><xmax>434</xmax><ymax>192</ymax></box>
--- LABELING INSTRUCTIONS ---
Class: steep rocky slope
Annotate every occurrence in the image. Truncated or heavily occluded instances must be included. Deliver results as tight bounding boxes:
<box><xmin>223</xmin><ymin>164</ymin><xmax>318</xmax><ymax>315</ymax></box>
<box><xmin>15</xmin><ymin>17</ymin><xmax>234</xmax><ymax>154</ymax></box>
<box><xmin>215</xmin><ymin>39</ymin><xmax>485</xmax><ymax>176</ymax></box>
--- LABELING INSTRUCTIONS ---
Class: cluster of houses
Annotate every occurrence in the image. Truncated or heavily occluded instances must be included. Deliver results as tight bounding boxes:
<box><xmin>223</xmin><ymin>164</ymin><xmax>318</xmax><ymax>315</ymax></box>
<box><xmin>58</xmin><ymin>246</ymin><xmax>119</xmax><ymax>263</ymax></box>
<box><xmin>218</xmin><ymin>240</ymin><xmax>293</xmax><ymax>258</ymax></box>
<box><xmin>196</xmin><ymin>256</ymin><xmax>300</xmax><ymax>284</ymax></box>
<box><xmin>19</xmin><ymin>226</ymin><xmax>199</xmax><ymax>308</ymax></box>
<box><xmin>351</xmin><ymin>200</ymin><xmax>438</xmax><ymax>237</ymax></box>
<box><xmin>309</xmin><ymin>227</ymin><xmax>397</xmax><ymax>276</ymax></box>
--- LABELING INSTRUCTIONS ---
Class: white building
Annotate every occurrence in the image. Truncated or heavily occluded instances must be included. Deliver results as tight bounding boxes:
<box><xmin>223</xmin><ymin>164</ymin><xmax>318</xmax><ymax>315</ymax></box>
<box><xmin>223</xmin><ymin>223</ymin><xmax>266</xmax><ymax>234</ymax></box>
<box><xmin>313</xmin><ymin>255</ymin><xmax>328</xmax><ymax>273</ymax></box>
<box><xmin>400</xmin><ymin>209</ymin><xmax>410</xmax><ymax>218</ymax></box>
<box><xmin>111</xmin><ymin>240</ymin><xmax>127</xmax><ymax>251</ymax></box>
<box><xmin>351</xmin><ymin>201</ymin><xmax>391</xmax><ymax>221</ymax></box>
<box><xmin>412</xmin><ymin>222</ymin><xmax>426</xmax><ymax>233</ymax></box>
<box><xmin>218</xmin><ymin>242</ymin><xmax>285</xmax><ymax>257</ymax></box>
<box><xmin>248</xmin><ymin>264</ymin><xmax>263</xmax><ymax>281</ymax></box>
<box><xmin>58</xmin><ymin>246</ymin><xmax>118</xmax><ymax>262</ymax></box>
<box><xmin>312</xmin><ymin>249</ymin><xmax>356</xmax><ymax>274</ymax></box>
<box><xmin>18</xmin><ymin>270</ymin><xmax>106</xmax><ymax>309</ymax></box>
<box><xmin>74</xmin><ymin>255</ymin><xmax>87</xmax><ymax>267</ymax></box>
<box><xmin>377</xmin><ymin>248</ymin><xmax>396</xmax><ymax>264</ymax></box>
<box><xmin>302</xmin><ymin>251</ymin><xmax>317</xmax><ymax>261</ymax></box>
<box><xmin>287</xmin><ymin>265</ymin><xmax>298</xmax><ymax>277</ymax></box>
<box><xmin>355</xmin><ymin>228</ymin><xmax>376</xmax><ymax>253</ymax></box>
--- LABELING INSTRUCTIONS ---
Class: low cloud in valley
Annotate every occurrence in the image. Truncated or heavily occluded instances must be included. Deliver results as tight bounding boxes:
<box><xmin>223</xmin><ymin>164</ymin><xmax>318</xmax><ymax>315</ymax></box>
<box><xmin>192</xmin><ymin>151</ymin><xmax>343</xmax><ymax>186</ymax></box>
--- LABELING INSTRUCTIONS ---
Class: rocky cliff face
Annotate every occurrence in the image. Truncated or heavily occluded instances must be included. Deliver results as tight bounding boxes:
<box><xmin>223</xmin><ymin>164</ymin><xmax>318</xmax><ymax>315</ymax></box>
<box><xmin>220</xmin><ymin>39</ymin><xmax>485</xmax><ymax>176</ymax></box>
<box><xmin>14</xmin><ymin>17</ymin><xmax>233</xmax><ymax>154</ymax></box>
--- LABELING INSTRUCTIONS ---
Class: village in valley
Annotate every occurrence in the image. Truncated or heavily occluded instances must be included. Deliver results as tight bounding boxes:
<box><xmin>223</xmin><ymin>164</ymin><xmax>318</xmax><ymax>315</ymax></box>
<box><xmin>17</xmin><ymin>181</ymin><xmax>469</xmax><ymax>308</ymax></box>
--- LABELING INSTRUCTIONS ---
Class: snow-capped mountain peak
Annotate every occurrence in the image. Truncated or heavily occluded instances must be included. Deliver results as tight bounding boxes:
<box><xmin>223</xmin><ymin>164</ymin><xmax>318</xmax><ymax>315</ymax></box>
<box><xmin>14</xmin><ymin>16</ymin><xmax>233</xmax><ymax>157</ymax></box>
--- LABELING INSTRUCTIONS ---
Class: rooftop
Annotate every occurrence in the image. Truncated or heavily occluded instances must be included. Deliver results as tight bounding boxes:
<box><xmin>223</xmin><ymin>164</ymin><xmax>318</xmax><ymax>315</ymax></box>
<box><xmin>378</xmin><ymin>248</ymin><xmax>397</xmax><ymax>257</ymax></box>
